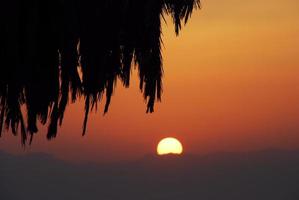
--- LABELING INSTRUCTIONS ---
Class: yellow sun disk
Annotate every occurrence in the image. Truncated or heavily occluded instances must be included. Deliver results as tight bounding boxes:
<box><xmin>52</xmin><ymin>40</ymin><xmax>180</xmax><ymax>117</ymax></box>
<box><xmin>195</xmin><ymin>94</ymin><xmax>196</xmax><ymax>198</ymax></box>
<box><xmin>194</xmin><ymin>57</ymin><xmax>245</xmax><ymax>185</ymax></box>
<box><xmin>157</xmin><ymin>137</ymin><xmax>183</xmax><ymax>155</ymax></box>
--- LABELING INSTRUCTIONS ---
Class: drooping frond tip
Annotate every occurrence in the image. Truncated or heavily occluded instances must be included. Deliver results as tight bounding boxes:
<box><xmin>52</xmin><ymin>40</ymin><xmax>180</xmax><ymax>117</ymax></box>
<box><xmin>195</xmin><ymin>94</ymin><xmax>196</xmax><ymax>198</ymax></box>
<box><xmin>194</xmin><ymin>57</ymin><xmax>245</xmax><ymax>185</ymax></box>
<box><xmin>163</xmin><ymin>0</ymin><xmax>200</xmax><ymax>35</ymax></box>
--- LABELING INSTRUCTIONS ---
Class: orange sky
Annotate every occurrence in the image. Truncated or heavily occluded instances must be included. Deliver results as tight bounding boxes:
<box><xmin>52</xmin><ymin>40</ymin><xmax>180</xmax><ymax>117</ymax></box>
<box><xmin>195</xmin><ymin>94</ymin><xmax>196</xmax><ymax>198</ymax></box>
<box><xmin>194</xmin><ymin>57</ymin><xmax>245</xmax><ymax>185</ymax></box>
<box><xmin>1</xmin><ymin>0</ymin><xmax>299</xmax><ymax>162</ymax></box>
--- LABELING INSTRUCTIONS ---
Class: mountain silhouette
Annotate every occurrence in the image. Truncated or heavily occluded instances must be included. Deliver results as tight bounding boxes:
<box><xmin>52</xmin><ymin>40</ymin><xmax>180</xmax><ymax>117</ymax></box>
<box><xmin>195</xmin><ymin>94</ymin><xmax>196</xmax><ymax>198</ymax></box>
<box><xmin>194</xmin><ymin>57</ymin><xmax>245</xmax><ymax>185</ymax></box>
<box><xmin>0</xmin><ymin>0</ymin><xmax>200</xmax><ymax>144</ymax></box>
<box><xmin>1</xmin><ymin>149</ymin><xmax>299</xmax><ymax>200</ymax></box>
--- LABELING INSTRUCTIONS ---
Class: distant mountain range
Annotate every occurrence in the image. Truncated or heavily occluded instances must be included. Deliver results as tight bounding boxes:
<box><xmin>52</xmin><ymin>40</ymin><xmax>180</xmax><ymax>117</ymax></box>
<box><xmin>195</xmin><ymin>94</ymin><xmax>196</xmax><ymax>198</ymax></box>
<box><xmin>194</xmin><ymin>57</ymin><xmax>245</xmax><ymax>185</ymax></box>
<box><xmin>1</xmin><ymin>149</ymin><xmax>299</xmax><ymax>200</ymax></box>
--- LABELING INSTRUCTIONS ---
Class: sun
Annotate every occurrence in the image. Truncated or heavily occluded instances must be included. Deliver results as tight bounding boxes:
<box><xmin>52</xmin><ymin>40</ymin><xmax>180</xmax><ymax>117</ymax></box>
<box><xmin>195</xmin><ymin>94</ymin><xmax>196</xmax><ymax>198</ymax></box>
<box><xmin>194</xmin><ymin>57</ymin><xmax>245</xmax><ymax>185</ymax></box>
<box><xmin>157</xmin><ymin>137</ymin><xmax>183</xmax><ymax>155</ymax></box>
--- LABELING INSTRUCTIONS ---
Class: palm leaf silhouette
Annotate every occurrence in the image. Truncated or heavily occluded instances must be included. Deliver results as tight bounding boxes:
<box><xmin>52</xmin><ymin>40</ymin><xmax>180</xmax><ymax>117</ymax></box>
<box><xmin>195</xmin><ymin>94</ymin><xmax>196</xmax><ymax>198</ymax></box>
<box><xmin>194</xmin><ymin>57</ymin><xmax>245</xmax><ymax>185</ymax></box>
<box><xmin>0</xmin><ymin>0</ymin><xmax>200</xmax><ymax>144</ymax></box>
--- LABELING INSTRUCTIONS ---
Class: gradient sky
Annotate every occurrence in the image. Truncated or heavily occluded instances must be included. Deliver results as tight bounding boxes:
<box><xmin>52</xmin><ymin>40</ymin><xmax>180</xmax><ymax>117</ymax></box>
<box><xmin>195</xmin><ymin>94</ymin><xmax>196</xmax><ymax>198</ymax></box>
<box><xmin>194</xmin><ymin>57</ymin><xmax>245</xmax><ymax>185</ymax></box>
<box><xmin>1</xmin><ymin>0</ymin><xmax>299</xmax><ymax>163</ymax></box>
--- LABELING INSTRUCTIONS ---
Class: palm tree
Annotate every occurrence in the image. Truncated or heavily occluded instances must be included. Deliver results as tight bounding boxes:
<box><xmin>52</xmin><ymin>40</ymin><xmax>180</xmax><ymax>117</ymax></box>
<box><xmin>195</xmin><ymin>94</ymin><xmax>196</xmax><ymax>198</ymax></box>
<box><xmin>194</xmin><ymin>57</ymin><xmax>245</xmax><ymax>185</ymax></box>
<box><xmin>0</xmin><ymin>0</ymin><xmax>200</xmax><ymax>144</ymax></box>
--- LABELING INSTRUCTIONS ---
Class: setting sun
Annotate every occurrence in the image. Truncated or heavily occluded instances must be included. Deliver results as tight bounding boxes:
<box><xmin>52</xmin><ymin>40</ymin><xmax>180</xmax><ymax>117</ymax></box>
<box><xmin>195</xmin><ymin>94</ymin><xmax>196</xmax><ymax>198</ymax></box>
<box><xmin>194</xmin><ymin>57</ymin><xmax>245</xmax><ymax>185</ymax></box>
<box><xmin>157</xmin><ymin>137</ymin><xmax>183</xmax><ymax>155</ymax></box>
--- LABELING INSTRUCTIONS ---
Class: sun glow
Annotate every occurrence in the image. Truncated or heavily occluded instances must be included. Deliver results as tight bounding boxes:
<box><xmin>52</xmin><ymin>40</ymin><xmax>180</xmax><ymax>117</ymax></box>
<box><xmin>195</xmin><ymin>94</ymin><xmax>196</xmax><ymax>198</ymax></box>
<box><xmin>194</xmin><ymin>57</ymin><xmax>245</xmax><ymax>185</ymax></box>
<box><xmin>157</xmin><ymin>137</ymin><xmax>183</xmax><ymax>155</ymax></box>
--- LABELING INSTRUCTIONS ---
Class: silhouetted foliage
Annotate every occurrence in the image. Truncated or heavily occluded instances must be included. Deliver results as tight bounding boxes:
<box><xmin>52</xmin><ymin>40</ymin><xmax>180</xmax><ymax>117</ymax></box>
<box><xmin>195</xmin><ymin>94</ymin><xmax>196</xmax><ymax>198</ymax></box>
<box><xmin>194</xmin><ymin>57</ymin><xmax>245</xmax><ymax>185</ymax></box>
<box><xmin>0</xmin><ymin>0</ymin><xmax>200</xmax><ymax>144</ymax></box>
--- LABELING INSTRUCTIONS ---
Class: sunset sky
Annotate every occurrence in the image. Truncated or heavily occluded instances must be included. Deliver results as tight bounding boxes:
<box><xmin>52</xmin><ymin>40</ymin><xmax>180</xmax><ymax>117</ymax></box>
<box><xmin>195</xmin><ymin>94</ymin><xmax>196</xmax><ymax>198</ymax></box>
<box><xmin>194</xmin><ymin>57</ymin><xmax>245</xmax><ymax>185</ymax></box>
<box><xmin>1</xmin><ymin>0</ymin><xmax>299</xmax><ymax>163</ymax></box>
